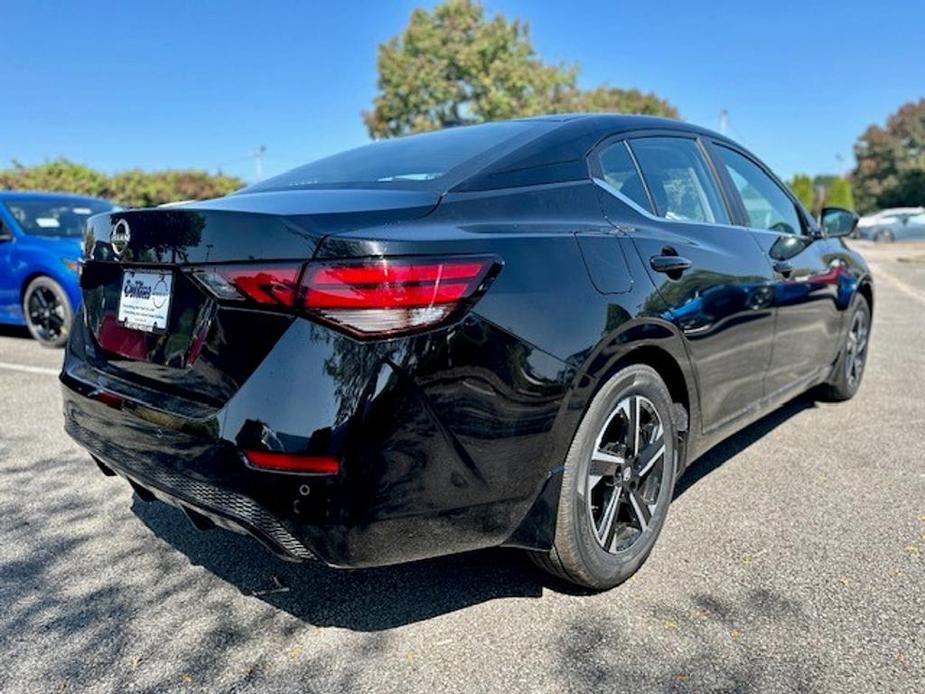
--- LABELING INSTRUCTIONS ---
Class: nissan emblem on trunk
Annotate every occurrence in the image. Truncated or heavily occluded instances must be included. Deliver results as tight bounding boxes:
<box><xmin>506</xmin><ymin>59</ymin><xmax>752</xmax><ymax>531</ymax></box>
<box><xmin>111</xmin><ymin>219</ymin><xmax>131</xmax><ymax>257</ymax></box>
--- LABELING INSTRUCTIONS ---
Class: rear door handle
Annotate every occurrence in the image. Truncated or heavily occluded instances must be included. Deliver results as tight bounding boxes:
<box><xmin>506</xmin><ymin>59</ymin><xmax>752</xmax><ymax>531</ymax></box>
<box><xmin>650</xmin><ymin>255</ymin><xmax>693</xmax><ymax>275</ymax></box>
<box><xmin>773</xmin><ymin>261</ymin><xmax>793</xmax><ymax>278</ymax></box>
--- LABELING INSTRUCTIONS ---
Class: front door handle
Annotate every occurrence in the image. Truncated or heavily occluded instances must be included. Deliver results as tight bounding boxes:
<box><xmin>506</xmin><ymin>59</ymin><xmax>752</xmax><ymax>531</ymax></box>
<box><xmin>650</xmin><ymin>255</ymin><xmax>693</xmax><ymax>275</ymax></box>
<box><xmin>773</xmin><ymin>261</ymin><xmax>793</xmax><ymax>278</ymax></box>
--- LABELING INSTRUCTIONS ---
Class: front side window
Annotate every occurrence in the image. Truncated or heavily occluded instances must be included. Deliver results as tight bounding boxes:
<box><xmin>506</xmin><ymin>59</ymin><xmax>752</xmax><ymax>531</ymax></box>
<box><xmin>628</xmin><ymin>137</ymin><xmax>730</xmax><ymax>225</ymax></box>
<box><xmin>716</xmin><ymin>147</ymin><xmax>803</xmax><ymax>235</ymax></box>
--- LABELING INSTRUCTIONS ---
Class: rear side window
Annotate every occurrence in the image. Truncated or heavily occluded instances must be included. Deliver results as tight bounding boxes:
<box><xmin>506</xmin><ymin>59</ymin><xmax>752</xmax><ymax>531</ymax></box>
<box><xmin>597</xmin><ymin>141</ymin><xmax>654</xmax><ymax>212</ymax></box>
<box><xmin>715</xmin><ymin>146</ymin><xmax>803</xmax><ymax>235</ymax></box>
<box><xmin>629</xmin><ymin>137</ymin><xmax>730</xmax><ymax>225</ymax></box>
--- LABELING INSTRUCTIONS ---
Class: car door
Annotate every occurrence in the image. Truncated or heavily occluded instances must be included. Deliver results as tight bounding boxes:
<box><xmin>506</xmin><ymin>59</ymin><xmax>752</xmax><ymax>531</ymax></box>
<box><xmin>708</xmin><ymin>142</ymin><xmax>844</xmax><ymax>398</ymax></box>
<box><xmin>903</xmin><ymin>212</ymin><xmax>925</xmax><ymax>240</ymax></box>
<box><xmin>0</xmin><ymin>212</ymin><xmax>19</xmax><ymax>321</ymax></box>
<box><xmin>591</xmin><ymin>134</ymin><xmax>777</xmax><ymax>433</ymax></box>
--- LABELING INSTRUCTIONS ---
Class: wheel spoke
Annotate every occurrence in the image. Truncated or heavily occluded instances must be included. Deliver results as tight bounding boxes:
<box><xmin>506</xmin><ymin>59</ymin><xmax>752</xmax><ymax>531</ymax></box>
<box><xmin>619</xmin><ymin>395</ymin><xmax>642</xmax><ymax>456</ymax></box>
<box><xmin>590</xmin><ymin>449</ymin><xmax>623</xmax><ymax>480</ymax></box>
<box><xmin>628</xmin><ymin>488</ymin><xmax>652</xmax><ymax>531</ymax></box>
<box><xmin>856</xmin><ymin>330</ymin><xmax>868</xmax><ymax>354</ymax></box>
<box><xmin>636</xmin><ymin>437</ymin><xmax>665</xmax><ymax>477</ymax></box>
<box><xmin>594</xmin><ymin>486</ymin><xmax>622</xmax><ymax>545</ymax></box>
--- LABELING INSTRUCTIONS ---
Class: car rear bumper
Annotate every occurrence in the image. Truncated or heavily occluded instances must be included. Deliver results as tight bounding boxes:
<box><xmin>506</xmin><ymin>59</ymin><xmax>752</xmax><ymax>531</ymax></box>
<box><xmin>61</xmin><ymin>312</ymin><xmax>573</xmax><ymax>568</ymax></box>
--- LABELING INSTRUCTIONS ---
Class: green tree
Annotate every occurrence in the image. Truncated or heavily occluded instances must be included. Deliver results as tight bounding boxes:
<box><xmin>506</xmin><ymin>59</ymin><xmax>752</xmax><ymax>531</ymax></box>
<box><xmin>107</xmin><ymin>169</ymin><xmax>243</xmax><ymax>208</ymax></box>
<box><xmin>825</xmin><ymin>177</ymin><xmax>855</xmax><ymax>210</ymax></box>
<box><xmin>789</xmin><ymin>174</ymin><xmax>815</xmax><ymax>211</ymax></box>
<box><xmin>364</xmin><ymin>0</ymin><xmax>677</xmax><ymax>138</ymax></box>
<box><xmin>852</xmin><ymin>98</ymin><xmax>925</xmax><ymax>213</ymax></box>
<box><xmin>0</xmin><ymin>159</ymin><xmax>108</xmax><ymax>197</ymax></box>
<box><xmin>561</xmin><ymin>86</ymin><xmax>680</xmax><ymax>117</ymax></box>
<box><xmin>0</xmin><ymin>159</ymin><xmax>244</xmax><ymax>208</ymax></box>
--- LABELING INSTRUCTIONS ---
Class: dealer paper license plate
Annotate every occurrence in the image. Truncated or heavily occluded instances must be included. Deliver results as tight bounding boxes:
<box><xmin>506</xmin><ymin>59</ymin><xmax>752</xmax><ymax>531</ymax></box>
<box><xmin>118</xmin><ymin>270</ymin><xmax>173</xmax><ymax>332</ymax></box>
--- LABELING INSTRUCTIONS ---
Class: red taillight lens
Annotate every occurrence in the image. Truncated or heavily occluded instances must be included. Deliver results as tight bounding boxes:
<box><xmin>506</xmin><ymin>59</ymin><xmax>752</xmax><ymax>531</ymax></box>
<box><xmin>244</xmin><ymin>450</ymin><xmax>340</xmax><ymax>475</ymax></box>
<box><xmin>193</xmin><ymin>256</ymin><xmax>499</xmax><ymax>338</ymax></box>
<box><xmin>196</xmin><ymin>265</ymin><xmax>302</xmax><ymax>306</ymax></box>
<box><xmin>303</xmin><ymin>259</ymin><xmax>490</xmax><ymax>309</ymax></box>
<box><xmin>301</xmin><ymin>257</ymin><xmax>497</xmax><ymax>337</ymax></box>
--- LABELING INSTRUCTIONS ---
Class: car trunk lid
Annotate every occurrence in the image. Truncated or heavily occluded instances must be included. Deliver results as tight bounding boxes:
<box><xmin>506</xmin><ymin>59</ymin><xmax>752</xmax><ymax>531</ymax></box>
<box><xmin>77</xmin><ymin>189</ymin><xmax>440</xmax><ymax>406</ymax></box>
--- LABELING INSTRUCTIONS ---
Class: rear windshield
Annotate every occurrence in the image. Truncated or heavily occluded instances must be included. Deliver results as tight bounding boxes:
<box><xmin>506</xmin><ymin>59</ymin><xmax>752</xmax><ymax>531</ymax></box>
<box><xmin>244</xmin><ymin>121</ymin><xmax>543</xmax><ymax>193</ymax></box>
<box><xmin>4</xmin><ymin>198</ymin><xmax>114</xmax><ymax>238</ymax></box>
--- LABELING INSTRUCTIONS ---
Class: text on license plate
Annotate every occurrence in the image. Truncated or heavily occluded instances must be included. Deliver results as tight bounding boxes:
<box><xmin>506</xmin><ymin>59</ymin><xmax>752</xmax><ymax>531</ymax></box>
<box><xmin>118</xmin><ymin>270</ymin><xmax>173</xmax><ymax>332</ymax></box>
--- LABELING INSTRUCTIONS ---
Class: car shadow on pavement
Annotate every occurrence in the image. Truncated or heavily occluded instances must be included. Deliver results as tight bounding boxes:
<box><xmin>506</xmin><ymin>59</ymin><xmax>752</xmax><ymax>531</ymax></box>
<box><xmin>674</xmin><ymin>393</ymin><xmax>816</xmax><ymax>499</ymax></box>
<box><xmin>132</xmin><ymin>498</ymin><xmax>549</xmax><ymax>630</ymax></box>
<box><xmin>130</xmin><ymin>392</ymin><xmax>819</xmax><ymax>631</ymax></box>
<box><xmin>0</xmin><ymin>325</ymin><xmax>32</xmax><ymax>340</ymax></box>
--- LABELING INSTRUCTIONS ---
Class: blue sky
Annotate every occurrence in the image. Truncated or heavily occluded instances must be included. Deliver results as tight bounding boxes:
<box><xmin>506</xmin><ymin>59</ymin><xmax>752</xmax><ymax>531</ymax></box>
<box><xmin>4</xmin><ymin>0</ymin><xmax>924</xmax><ymax>184</ymax></box>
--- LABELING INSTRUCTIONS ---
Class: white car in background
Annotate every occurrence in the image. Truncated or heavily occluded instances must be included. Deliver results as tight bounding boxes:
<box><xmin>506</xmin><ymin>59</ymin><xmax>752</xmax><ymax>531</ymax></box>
<box><xmin>856</xmin><ymin>207</ymin><xmax>925</xmax><ymax>242</ymax></box>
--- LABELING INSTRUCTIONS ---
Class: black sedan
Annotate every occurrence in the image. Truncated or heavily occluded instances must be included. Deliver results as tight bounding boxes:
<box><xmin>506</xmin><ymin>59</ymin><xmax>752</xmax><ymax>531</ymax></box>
<box><xmin>61</xmin><ymin>115</ymin><xmax>872</xmax><ymax>589</ymax></box>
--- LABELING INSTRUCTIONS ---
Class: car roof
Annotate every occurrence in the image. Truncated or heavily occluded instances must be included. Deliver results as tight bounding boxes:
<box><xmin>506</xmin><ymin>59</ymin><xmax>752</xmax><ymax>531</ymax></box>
<box><xmin>453</xmin><ymin>113</ymin><xmax>733</xmax><ymax>192</ymax></box>
<box><xmin>872</xmin><ymin>207</ymin><xmax>924</xmax><ymax>215</ymax></box>
<box><xmin>517</xmin><ymin>112</ymin><xmax>723</xmax><ymax>138</ymax></box>
<box><xmin>0</xmin><ymin>190</ymin><xmax>111</xmax><ymax>203</ymax></box>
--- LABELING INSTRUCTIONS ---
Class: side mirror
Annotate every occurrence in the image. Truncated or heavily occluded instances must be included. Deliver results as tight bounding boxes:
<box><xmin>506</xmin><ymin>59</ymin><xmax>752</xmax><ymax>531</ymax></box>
<box><xmin>0</xmin><ymin>222</ymin><xmax>13</xmax><ymax>242</ymax></box>
<box><xmin>820</xmin><ymin>207</ymin><xmax>859</xmax><ymax>238</ymax></box>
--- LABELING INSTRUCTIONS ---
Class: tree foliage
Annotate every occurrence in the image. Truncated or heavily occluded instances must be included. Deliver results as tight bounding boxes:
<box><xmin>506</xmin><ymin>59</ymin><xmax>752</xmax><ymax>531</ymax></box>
<box><xmin>852</xmin><ymin>98</ymin><xmax>925</xmax><ymax>213</ymax></box>
<box><xmin>364</xmin><ymin>0</ymin><xmax>678</xmax><ymax>138</ymax></box>
<box><xmin>0</xmin><ymin>160</ymin><xmax>108</xmax><ymax>198</ymax></box>
<box><xmin>825</xmin><ymin>176</ymin><xmax>854</xmax><ymax>210</ymax></box>
<box><xmin>790</xmin><ymin>173</ymin><xmax>855</xmax><ymax>213</ymax></box>
<box><xmin>789</xmin><ymin>174</ymin><xmax>815</xmax><ymax>211</ymax></box>
<box><xmin>106</xmin><ymin>169</ymin><xmax>244</xmax><ymax>208</ymax></box>
<box><xmin>0</xmin><ymin>159</ymin><xmax>243</xmax><ymax>208</ymax></box>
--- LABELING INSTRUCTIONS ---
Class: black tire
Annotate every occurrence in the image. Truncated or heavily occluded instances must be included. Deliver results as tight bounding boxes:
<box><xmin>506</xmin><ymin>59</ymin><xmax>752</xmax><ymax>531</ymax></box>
<box><xmin>874</xmin><ymin>228</ymin><xmax>894</xmax><ymax>243</ymax></box>
<box><xmin>819</xmin><ymin>295</ymin><xmax>871</xmax><ymax>402</ymax></box>
<box><xmin>23</xmin><ymin>276</ymin><xmax>73</xmax><ymax>348</ymax></box>
<box><xmin>531</xmin><ymin>364</ymin><xmax>679</xmax><ymax>590</ymax></box>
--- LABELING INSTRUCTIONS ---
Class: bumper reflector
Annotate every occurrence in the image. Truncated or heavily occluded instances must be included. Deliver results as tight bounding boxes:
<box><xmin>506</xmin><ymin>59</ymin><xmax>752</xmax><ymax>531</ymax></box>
<box><xmin>244</xmin><ymin>450</ymin><xmax>340</xmax><ymax>475</ymax></box>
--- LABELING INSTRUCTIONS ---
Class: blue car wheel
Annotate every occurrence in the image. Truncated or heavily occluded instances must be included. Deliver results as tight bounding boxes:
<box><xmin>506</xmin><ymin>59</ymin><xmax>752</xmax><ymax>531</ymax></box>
<box><xmin>23</xmin><ymin>275</ymin><xmax>73</xmax><ymax>348</ymax></box>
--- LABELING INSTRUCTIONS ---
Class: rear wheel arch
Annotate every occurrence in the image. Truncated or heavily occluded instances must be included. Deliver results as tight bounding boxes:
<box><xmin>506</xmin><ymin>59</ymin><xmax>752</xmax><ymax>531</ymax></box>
<box><xmin>604</xmin><ymin>345</ymin><xmax>692</xmax><ymax>433</ymax></box>
<box><xmin>506</xmin><ymin>329</ymin><xmax>697</xmax><ymax>553</ymax></box>
<box><xmin>577</xmin><ymin>324</ymin><xmax>700</xmax><ymax>470</ymax></box>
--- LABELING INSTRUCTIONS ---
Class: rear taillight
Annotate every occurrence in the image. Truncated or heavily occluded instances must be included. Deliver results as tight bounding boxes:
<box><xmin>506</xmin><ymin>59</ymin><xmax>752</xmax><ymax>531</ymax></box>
<box><xmin>195</xmin><ymin>265</ymin><xmax>302</xmax><ymax>306</ymax></box>
<box><xmin>193</xmin><ymin>256</ymin><xmax>499</xmax><ymax>338</ymax></box>
<box><xmin>301</xmin><ymin>257</ymin><xmax>497</xmax><ymax>337</ymax></box>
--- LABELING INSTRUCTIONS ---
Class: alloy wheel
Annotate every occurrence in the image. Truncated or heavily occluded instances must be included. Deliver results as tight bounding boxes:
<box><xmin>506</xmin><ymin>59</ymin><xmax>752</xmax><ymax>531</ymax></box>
<box><xmin>845</xmin><ymin>309</ymin><xmax>869</xmax><ymax>389</ymax></box>
<box><xmin>585</xmin><ymin>394</ymin><xmax>667</xmax><ymax>554</ymax></box>
<box><xmin>26</xmin><ymin>285</ymin><xmax>67</xmax><ymax>343</ymax></box>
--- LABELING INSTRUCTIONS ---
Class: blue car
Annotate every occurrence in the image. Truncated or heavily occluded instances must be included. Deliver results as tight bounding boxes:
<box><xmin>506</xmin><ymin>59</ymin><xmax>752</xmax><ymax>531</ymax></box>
<box><xmin>0</xmin><ymin>191</ymin><xmax>115</xmax><ymax>346</ymax></box>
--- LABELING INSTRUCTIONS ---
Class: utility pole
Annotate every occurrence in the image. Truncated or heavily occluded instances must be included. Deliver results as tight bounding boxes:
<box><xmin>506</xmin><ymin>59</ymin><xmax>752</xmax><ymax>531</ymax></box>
<box><xmin>254</xmin><ymin>145</ymin><xmax>267</xmax><ymax>183</ymax></box>
<box><xmin>719</xmin><ymin>109</ymin><xmax>728</xmax><ymax>135</ymax></box>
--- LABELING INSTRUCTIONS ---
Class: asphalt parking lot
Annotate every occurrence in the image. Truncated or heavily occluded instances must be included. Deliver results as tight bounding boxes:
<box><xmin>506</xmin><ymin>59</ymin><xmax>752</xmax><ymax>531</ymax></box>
<box><xmin>0</xmin><ymin>242</ymin><xmax>922</xmax><ymax>694</ymax></box>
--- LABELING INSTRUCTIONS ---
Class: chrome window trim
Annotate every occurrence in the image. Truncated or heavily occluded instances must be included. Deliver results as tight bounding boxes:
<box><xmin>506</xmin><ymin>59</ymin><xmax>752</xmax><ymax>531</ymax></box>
<box><xmin>592</xmin><ymin>177</ymin><xmax>749</xmax><ymax>233</ymax></box>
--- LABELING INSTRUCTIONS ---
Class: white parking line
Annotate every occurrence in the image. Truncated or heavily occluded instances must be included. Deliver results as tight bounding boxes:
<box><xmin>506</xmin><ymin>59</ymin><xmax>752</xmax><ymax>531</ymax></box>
<box><xmin>0</xmin><ymin>362</ymin><xmax>60</xmax><ymax>376</ymax></box>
